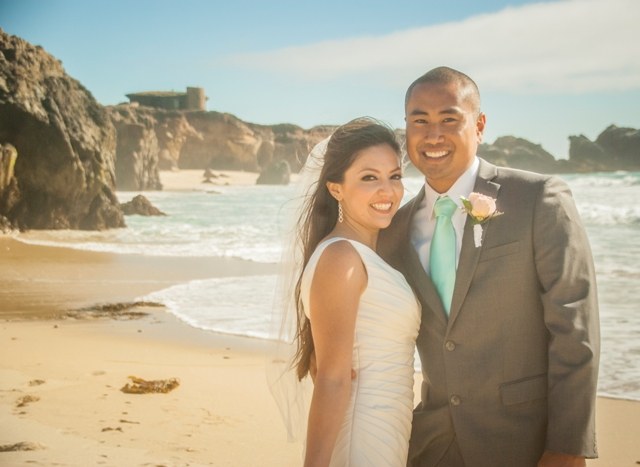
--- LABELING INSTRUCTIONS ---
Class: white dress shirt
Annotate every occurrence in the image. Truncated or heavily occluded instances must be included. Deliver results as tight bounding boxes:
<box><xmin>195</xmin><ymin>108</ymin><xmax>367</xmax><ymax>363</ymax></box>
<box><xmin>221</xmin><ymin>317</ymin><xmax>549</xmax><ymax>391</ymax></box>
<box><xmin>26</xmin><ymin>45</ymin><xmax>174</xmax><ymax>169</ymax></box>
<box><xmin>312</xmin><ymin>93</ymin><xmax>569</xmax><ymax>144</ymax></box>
<box><xmin>410</xmin><ymin>157</ymin><xmax>479</xmax><ymax>274</ymax></box>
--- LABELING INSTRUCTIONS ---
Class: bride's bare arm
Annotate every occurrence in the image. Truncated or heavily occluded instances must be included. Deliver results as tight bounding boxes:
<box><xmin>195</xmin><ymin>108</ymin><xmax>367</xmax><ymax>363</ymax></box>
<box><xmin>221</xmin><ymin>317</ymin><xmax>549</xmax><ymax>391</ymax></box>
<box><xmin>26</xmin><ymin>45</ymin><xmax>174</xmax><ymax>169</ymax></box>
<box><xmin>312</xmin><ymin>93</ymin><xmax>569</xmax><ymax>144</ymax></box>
<box><xmin>304</xmin><ymin>241</ymin><xmax>366</xmax><ymax>467</ymax></box>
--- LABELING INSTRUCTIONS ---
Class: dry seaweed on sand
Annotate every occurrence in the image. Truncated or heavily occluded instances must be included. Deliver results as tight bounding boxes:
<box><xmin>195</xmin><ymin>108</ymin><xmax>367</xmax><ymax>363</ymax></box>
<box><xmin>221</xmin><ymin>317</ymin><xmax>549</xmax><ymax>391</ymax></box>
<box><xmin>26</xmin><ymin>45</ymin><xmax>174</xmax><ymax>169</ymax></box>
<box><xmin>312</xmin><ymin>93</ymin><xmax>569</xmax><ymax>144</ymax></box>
<box><xmin>120</xmin><ymin>376</ymin><xmax>180</xmax><ymax>394</ymax></box>
<box><xmin>15</xmin><ymin>395</ymin><xmax>40</xmax><ymax>407</ymax></box>
<box><xmin>66</xmin><ymin>301</ymin><xmax>164</xmax><ymax>320</ymax></box>
<box><xmin>0</xmin><ymin>441</ymin><xmax>44</xmax><ymax>452</ymax></box>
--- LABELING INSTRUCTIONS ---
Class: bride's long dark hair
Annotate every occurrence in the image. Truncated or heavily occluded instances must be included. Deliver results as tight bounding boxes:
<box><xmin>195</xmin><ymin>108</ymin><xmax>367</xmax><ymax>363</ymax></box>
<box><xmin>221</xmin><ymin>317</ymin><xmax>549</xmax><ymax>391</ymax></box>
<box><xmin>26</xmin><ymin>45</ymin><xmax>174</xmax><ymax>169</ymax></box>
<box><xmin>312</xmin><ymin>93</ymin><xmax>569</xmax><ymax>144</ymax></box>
<box><xmin>293</xmin><ymin>117</ymin><xmax>401</xmax><ymax>380</ymax></box>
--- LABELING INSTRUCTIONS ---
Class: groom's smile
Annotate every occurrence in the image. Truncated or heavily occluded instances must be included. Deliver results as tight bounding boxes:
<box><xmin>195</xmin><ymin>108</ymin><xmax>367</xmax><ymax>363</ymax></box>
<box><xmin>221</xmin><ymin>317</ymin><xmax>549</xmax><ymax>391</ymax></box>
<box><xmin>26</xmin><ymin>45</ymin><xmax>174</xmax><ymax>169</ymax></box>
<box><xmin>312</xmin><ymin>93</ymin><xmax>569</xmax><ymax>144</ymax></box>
<box><xmin>424</xmin><ymin>150</ymin><xmax>449</xmax><ymax>159</ymax></box>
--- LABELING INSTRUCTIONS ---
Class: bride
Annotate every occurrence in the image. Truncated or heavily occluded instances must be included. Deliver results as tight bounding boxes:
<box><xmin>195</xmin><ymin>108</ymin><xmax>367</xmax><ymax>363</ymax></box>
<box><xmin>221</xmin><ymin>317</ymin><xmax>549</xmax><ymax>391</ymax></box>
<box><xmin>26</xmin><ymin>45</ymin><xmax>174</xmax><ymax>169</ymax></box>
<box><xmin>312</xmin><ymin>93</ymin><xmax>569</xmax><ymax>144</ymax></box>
<box><xmin>272</xmin><ymin>117</ymin><xmax>420</xmax><ymax>466</ymax></box>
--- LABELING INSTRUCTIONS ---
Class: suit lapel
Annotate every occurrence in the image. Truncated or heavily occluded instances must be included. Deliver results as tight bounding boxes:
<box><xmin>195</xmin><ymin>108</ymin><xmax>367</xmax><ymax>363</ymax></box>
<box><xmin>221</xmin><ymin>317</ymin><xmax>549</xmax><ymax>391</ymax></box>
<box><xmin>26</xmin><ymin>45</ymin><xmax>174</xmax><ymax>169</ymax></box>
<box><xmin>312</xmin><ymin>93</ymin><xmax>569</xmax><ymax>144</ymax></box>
<box><xmin>447</xmin><ymin>160</ymin><xmax>500</xmax><ymax>330</ymax></box>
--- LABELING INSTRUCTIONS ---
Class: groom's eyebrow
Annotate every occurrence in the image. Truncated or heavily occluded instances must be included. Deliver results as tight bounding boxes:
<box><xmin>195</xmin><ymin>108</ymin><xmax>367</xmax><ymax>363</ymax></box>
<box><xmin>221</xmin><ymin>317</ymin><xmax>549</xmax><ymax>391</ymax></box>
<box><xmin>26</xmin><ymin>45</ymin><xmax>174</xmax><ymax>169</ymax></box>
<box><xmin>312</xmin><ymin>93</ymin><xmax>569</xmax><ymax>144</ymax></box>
<box><xmin>408</xmin><ymin>107</ymin><xmax>462</xmax><ymax>116</ymax></box>
<box><xmin>408</xmin><ymin>109</ymin><xmax>428</xmax><ymax>116</ymax></box>
<box><xmin>441</xmin><ymin>107</ymin><xmax>463</xmax><ymax>115</ymax></box>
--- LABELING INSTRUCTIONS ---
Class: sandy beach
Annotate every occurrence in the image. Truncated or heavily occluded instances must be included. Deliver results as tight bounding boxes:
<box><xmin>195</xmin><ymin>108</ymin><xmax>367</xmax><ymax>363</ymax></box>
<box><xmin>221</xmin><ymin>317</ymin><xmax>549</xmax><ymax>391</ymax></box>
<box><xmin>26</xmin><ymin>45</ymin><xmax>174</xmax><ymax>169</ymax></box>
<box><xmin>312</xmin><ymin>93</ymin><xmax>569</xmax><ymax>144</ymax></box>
<box><xmin>0</xmin><ymin>231</ymin><xmax>298</xmax><ymax>466</ymax></box>
<box><xmin>0</xmin><ymin>170</ymin><xmax>638</xmax><ymax>466</ymax></box>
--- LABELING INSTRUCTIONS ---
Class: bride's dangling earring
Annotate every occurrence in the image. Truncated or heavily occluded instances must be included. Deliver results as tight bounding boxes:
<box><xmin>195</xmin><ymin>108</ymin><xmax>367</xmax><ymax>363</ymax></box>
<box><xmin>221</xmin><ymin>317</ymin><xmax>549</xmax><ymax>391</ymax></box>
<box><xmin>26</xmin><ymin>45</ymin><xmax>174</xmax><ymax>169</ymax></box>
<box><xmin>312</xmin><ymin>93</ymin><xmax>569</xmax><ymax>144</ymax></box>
<box><xmin>338</xmin><ymin>202</ymin><xmax>344</xmax><ymax>223</ymax></box>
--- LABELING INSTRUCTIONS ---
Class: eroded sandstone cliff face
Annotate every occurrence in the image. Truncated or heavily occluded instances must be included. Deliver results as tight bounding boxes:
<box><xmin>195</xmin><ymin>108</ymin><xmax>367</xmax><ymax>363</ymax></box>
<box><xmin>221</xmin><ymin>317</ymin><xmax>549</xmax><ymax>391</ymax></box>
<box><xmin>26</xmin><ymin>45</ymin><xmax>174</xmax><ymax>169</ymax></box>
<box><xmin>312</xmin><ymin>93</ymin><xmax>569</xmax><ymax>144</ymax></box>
<box><xmin>108</xmin><ymin>107</ymin><xmax>335</xmax><ymax>178</ymax></box>
<box><xmin>0</xmin><ymin>28</ymin><xmax>124</xmax><ymax>229</ymax></box>
<box><xmin>155</xmin><ymin>110</ymin><xmax>202</xmax><ymax>170</ymax></box>
<box><xmin>100</xmin><ymin>98</ymin><xmax>640</xmax><ymax>179</ymax></box>
<box><xmin>108</xmin><ymin>105</ymin><xmax>162</xmax><ymax>191</ymax></box>
<box><xmin>0</xmin><ymin>143</ymin><xmax>18</xmax><ymax>231</ymax></box>
<box><xmin>179</xmin><ymin>111</ymin><xmax>262</xmax><ymax>170</ymax></box>
<box><xmin>250</xmin><ymin>123</ymin><xmax>335</xmax><ymax>173</ymax></box>
<box><xmin>175</xmin><ymin>115</ymin><xmax>334</xmax><ymax>173</ymax></box>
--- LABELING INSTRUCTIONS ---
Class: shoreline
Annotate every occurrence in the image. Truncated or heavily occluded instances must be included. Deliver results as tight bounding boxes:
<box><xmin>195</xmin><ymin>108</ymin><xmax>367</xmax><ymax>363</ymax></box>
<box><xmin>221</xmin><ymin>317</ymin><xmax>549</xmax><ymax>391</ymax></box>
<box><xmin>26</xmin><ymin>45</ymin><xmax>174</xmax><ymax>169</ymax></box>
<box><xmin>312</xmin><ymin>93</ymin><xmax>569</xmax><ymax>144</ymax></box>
<box><xmin>157</xmin><ymin>168</ymin><xmax>260</xmax><ymax>191</ymax></box>
<box><xmin>154</xmin><ymin>168</ymin><xmax>297</xmax><ymax>192</ymax></box>
<box><xmin>0</xmin><ymin>236</ymin><xmax>274</xmax><ymax>319</ymax></box>
<box><xmin>1</xmin><ymin>228</ymin><xmax>639</xmax><ymax>465</ymax></box>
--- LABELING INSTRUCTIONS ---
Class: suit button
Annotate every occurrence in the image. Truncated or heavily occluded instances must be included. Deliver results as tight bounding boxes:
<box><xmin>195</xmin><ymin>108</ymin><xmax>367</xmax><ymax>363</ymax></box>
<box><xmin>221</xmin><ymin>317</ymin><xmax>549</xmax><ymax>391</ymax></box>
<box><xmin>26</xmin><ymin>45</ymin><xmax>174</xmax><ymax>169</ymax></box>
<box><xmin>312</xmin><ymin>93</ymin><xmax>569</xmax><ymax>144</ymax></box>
<box><xmin>450</xmin><ymin>394</ymin><xmax>461</xmax><ymax>406</ymax></box>
<box><xmin>445</xmin><ymin>340</ymin><xmax>456</xmax><ymax>351</ymax></box>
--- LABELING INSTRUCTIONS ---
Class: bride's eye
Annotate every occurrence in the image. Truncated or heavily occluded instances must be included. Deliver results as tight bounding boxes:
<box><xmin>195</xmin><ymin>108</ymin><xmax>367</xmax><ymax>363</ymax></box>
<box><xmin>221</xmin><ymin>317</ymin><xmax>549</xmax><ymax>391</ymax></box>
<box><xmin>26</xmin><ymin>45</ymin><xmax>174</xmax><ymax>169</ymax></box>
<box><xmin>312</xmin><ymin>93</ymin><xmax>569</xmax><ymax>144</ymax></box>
<box><xmin>361</xmin><ymin>175</ymin><xmax>377</xmax><ymax>181</ymax></box>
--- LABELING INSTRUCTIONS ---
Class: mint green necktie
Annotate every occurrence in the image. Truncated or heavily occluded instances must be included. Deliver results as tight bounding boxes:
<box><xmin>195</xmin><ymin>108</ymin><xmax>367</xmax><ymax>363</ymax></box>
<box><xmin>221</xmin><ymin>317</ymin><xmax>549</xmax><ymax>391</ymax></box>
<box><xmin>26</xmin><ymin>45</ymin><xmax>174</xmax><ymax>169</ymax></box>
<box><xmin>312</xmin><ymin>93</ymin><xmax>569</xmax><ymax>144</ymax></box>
<box><xmin>430</xmin><ymin>196</ymin><xmax>458</xmax><ymax>315</ymax></box>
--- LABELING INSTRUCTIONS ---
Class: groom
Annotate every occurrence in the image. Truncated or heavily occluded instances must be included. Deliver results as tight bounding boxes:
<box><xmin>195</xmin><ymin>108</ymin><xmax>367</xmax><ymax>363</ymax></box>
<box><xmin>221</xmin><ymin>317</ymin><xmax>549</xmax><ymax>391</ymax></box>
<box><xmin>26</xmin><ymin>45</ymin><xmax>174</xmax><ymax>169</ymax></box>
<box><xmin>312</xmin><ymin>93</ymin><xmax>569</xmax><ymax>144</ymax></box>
<box><xmin>379</xmin><ymin>67</ymin><xmax>600</xmax><ymax>467</ymax></box>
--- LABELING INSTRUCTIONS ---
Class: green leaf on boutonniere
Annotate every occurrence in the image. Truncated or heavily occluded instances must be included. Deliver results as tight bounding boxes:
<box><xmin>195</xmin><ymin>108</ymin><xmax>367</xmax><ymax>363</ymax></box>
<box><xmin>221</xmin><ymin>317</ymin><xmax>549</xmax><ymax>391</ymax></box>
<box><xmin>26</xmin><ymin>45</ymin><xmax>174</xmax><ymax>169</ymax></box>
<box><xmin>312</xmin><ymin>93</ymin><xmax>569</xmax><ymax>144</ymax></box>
<box><xmin>461</xmin><ymin>197</ymin><xmax>473</xmax><ymax>215</ymax></box>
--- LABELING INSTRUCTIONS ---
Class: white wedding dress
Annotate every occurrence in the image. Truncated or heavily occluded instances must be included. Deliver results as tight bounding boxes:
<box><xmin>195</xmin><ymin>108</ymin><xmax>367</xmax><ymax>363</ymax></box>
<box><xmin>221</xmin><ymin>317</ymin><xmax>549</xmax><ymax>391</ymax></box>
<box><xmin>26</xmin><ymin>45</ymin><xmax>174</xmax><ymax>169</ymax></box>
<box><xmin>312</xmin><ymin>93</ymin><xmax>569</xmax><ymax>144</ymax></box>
<box><xmin>300</xmin><ymin>237</ymin><xmax>421</xmax><ymax>466</ymax></box>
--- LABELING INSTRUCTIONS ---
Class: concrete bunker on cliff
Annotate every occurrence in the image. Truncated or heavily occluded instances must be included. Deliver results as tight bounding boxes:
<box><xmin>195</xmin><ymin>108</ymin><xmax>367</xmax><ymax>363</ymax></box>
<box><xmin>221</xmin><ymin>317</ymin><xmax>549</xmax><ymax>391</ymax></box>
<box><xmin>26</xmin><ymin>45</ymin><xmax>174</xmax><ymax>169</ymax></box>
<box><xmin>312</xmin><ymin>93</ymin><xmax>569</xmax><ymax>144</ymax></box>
<box><xmin>126</xmin><ymin>87</ymin><xmax>207</xmax><ymax>111</ymax></box>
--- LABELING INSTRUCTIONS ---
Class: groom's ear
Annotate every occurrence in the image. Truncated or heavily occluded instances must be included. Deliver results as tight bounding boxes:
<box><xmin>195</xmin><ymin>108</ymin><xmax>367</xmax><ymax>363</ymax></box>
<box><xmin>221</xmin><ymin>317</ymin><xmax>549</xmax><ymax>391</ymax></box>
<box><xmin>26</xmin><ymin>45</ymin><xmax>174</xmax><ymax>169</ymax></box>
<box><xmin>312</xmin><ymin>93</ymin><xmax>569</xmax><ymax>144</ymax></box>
<box><xmin>326</xmin><ymin>181</ymin><xmax>342</xmax><ymax>200</ymax></box>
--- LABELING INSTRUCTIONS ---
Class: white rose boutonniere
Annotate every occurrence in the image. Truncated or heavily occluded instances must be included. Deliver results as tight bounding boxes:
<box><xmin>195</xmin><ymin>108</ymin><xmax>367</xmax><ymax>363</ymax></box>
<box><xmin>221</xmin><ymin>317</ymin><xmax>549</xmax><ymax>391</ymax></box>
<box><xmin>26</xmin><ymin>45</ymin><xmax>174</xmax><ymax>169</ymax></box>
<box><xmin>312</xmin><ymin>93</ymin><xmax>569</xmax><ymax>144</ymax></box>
<box><xmin>460</xmin><ymin>192</ymin><xmax>503</xmax><ymax>247</ymax></box>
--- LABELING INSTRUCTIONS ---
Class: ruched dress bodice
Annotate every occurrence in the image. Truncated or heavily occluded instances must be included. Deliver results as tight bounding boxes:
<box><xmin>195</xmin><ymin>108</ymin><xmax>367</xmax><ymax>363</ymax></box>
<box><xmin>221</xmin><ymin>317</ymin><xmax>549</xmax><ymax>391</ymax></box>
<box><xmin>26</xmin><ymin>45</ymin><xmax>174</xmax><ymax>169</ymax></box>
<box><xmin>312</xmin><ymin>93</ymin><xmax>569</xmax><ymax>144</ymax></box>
<box><xmin>301</xmin><ymin>237</ymin><xmax>421</xmax><ymax>466</ymax></box>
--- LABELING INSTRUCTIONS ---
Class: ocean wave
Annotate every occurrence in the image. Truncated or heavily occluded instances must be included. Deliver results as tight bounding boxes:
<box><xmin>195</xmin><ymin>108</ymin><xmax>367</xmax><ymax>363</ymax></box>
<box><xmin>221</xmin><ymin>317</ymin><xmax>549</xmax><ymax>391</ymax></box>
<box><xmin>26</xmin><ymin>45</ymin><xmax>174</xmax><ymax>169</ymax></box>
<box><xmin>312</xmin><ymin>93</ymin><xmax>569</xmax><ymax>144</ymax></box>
<box><xmin>563</xmin><ymin>171</ymin><xmax>640</xmax><ymax>188</ymax></box>
<box><xmin>140</xmin><ymin>275</ymin><xmax>277</xmax><ymax>340</ymax></box>
<box><xmin>15</xmin><ymin>231</ymin><xmax>280</xmax><ymax>263</ymax></box>
<box><xmin>577</xmin><ymin>204</ymin><xmax>640</xmax><ymax>225</ymax></box>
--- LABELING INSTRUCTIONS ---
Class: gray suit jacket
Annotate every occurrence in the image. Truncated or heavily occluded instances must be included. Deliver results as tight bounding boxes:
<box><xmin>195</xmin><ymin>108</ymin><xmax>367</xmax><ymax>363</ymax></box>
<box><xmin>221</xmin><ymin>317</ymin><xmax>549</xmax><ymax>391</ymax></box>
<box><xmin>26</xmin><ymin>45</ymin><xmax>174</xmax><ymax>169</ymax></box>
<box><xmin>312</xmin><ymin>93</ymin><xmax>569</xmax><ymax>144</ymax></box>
<box><xmin>379</xmin><ymin>159</ymin><xmax>599</xmax><ymax>467</ymax></box>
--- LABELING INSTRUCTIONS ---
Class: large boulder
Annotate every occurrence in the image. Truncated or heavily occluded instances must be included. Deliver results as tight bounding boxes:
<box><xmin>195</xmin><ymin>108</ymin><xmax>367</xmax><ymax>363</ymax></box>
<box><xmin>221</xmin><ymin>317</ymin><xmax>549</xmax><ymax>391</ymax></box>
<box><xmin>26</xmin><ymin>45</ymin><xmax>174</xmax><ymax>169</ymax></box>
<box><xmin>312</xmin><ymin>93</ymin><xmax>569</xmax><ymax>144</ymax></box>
<box><xmin>256</xmin><ymin>159</ymin><xmax>291</xmax><ymax>185</ymax></box>
<box><xmin>0</xmin><ymin>28</ymin><xmax>124</xmax><ymax>230</ymax></box>
<box><xmin>120</xmin><ymin>194</ymin><xmax>166</xmax><ymax>216</ymax></box>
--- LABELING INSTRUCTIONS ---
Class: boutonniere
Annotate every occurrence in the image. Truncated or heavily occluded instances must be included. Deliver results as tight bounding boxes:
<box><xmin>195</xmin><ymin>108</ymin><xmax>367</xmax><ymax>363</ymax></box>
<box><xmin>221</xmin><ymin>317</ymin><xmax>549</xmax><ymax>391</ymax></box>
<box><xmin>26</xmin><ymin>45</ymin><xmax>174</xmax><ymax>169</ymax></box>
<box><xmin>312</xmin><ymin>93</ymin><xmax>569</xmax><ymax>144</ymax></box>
<box><xmin>460</xmin><ymin>192</ymin><xmax>503</xmax><ymax>247</ymax></box>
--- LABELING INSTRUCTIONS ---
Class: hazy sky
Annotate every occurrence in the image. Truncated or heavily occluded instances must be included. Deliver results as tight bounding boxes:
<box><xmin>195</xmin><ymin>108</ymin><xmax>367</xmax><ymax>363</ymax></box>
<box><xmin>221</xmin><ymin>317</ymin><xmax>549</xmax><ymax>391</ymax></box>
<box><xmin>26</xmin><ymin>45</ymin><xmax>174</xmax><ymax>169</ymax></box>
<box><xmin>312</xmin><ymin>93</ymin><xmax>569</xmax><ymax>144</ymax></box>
<box><xmin>2</xmin><ymin>0</ymin><xmax>639</xmax><ymax>158</ymax></box>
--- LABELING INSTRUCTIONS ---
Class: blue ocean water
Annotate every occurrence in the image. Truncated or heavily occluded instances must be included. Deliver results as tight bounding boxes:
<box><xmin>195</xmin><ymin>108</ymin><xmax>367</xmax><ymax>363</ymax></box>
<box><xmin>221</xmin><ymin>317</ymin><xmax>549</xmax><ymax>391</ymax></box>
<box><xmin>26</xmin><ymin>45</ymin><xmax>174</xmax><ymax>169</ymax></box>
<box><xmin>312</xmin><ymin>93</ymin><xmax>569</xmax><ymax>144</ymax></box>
<box><xmin>16</xmin><ymin>172</ymin><xmax>640</xmax><ymax>400</ymax></box>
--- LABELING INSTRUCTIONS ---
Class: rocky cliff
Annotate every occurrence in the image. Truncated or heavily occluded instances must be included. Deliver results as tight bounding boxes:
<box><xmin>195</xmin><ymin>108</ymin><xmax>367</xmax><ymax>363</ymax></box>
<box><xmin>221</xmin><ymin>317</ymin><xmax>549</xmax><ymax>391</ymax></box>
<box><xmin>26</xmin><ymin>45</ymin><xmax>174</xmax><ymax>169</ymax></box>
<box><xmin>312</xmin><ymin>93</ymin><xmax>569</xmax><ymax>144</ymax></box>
<box><xmin>0</xmin><ymin>28</ymin><xmax>124</xmax><ymax>230</ymax></box>
<box><xmin>568</xmin><ymin>125</ymin><xmax>640</xmax><ymax>172</ymax></box>
<box><xmin>108</xmin><ymin>105</ymin><xmax>162</xmax><ymax>191</ymax></box>
<box><xmin>474</xmin><ymin>128</ymin><xmax>638</xmax><ymax>174</ymax></box>
<box><xmin>107</xmin><ymin>106</ymin><xmax>334</xmax><ymax>176</ymax></box>
<box><xmin>478</xmin><ymin>136</ymin><xmax>558</xmax><ymax>173</ymax></box>
<box><xmin>116</xmin><ymin>106</ymin><xmax>637</xmax><ymax>178</ymax></box>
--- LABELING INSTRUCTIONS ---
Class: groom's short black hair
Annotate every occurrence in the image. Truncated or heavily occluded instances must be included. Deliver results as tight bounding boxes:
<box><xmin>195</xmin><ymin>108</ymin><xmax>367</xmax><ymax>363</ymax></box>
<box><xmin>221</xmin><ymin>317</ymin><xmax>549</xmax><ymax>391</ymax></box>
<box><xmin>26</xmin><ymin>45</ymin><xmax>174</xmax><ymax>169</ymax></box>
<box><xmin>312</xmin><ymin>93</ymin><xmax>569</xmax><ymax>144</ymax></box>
<box><xmin>405</xmin><ymin>66</ymin><xmax>481</xmax><ymax>116</ymax></box>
